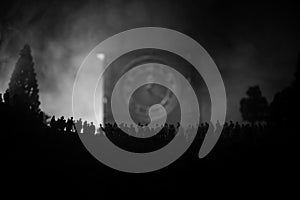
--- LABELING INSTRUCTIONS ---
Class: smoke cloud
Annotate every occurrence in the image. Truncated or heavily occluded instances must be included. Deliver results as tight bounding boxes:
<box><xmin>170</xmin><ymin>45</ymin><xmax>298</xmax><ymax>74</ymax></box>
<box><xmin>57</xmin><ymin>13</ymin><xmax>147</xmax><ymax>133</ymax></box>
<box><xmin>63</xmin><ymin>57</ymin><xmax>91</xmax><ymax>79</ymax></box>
<box><xmin>0</xmin><ymin>0</ymin><xmax>186</xmax><ymax>119</ymax></box>
<box><xmin>1</xmin><ymin>0</ymin><xmax>299</xmax><ymax>121</ymax></box>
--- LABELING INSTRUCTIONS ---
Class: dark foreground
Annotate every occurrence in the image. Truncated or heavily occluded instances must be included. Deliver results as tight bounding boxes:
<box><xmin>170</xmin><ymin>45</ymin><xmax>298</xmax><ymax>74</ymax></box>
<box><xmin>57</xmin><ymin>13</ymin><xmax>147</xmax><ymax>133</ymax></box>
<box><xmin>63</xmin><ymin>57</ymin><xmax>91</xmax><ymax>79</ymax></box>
<box><xmin>1</xmin><ymin>103</ymin><xmax>298</xmax><ymax>198</ymax></box>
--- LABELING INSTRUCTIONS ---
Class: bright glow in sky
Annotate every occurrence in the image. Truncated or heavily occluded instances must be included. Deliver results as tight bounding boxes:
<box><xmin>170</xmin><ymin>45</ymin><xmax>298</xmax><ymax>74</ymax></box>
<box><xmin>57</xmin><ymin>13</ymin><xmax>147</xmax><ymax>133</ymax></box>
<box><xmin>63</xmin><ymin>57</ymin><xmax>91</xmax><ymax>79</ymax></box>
<box><xmin>97</xmin><ymin>53</ymin><xmax>105</xmax><ymax>125</ymax></box>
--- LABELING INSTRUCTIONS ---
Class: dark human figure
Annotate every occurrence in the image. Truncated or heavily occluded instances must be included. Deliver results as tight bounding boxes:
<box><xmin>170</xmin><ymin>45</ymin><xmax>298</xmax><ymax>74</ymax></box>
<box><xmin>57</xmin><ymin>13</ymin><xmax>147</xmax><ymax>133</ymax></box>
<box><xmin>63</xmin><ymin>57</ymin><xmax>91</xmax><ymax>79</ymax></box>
<box><xmin>66</xmin><ymin>117</ymin><xmax>75</xmax><ymax>133</ymax></box>
<box><xmin>100</xmin><ymin>123</ymin><xmax>105</xmax><ymax>133</ymax></box>
<box><xmin>136</xmin><ymin>123</ymin><xmax>143</xmax><ymax>137</ymax></box>
<box><xmin>89</xmin><ymin>122</ymin><xmax>96</xmax><ymax>135</ymax></box>
<box><xmin>50</xmin><ymin>116</ymin><xmax>57</xmax><ymax>129</ymax></box>
<box><xmin>96</xmin><ymin>125</ymin><xmax>103</xmax><ymax>135</ymax></box>
<box><xmin>83</xmin><ymin>121</ymin><xmax>88</xmax><ymax>134</ymax></box>
<box><xmin>75</xmin><ymin>118</ymin><xmax>83</xmax><ymax>133</ymax></box>
<box><xmin>58</xmin><ymin>116</ymin><xmax>66</xmax><ymax>131</ymax></box>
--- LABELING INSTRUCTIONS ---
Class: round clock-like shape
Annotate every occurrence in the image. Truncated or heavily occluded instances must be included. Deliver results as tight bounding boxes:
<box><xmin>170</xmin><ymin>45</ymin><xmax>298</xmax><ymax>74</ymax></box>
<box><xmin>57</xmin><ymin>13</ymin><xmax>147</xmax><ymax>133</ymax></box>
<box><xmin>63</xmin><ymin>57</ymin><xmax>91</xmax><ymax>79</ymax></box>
<box><xmin>120</xmin><ymin>62</ymin><xmax>179</xmax><ymax>125</ymax></box>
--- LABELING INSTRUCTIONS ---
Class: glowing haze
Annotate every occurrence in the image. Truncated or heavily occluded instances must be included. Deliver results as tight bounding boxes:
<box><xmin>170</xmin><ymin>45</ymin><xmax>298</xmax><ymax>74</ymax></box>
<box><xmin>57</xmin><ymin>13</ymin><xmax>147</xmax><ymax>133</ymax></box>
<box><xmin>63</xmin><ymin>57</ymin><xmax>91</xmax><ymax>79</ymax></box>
<box><xmin>0</xmin><ymin>0</ymin><xmax>299</xmax><ymax>122</ymax></box>
<box><xmin>0</xmin><ymin>0</ymin><xmax>186</xmax><ymax>121</ymax></box>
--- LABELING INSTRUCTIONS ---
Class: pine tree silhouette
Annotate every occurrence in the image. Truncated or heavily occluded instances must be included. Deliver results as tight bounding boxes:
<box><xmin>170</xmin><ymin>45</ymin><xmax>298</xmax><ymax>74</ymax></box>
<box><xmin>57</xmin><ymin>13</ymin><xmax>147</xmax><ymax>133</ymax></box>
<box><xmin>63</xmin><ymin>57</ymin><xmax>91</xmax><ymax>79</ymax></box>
<box><xmin>5</xmin><ymin>44</ymin><xmax>40</xmax><ymax>113</ymax></box>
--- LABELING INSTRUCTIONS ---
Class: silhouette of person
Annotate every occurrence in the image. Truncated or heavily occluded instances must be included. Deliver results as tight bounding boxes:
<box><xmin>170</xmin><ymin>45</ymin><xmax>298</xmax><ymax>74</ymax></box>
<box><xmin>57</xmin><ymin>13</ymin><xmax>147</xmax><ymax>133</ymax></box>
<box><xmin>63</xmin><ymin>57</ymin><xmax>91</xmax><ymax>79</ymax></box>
<box><xmin>50</xmin><ymin>116</ymin><xmax>57</xmax><ymax>129</ymax></box>
<box><xmin>83</xmin><ymin>121</ymin><xmax>88</xmax><ymax>134</ymax></box>
<box><xmin>66</xmin><ymin>117</ymin><xmax>75</xmax><ymax>133</ymax></box>
<box><xmin>58</xmin><ymin>116</ymin><xmax>66</xmax><ymax>131</ymax></box>
<box><xmin>96</xmin><ymin>125</ymin><xmax>103</xmax><ymax>135</ymax></box>
<box><xmin>89</xmin><ymin>122</ymin><xmax>96</xmax><ymax>135</ymax></box>
<box><xmin>75</xmin><ymin>118</ymin><xmax>83</xmax><ymax>133</ymax></box>
<box><xmin>100</xmin><ymin>123</ymin><xmax>105</xmax><ymax>132</ymax></box>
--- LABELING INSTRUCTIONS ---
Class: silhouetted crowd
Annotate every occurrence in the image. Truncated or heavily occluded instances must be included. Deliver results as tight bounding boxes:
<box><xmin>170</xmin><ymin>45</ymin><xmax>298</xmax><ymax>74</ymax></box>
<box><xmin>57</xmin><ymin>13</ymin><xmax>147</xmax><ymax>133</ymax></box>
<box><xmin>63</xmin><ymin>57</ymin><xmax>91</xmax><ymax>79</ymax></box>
<box><xmin>0</xmin><ymin>92</ymin><xmax>285</xmax><ymax>148</ymax></box>
<box><xmin>47</xmin><ymin>115</ymin><xmax>267</xmax><ymax>141</ymax></box>
<box><xmin>44</xmin><ymin>114</ymin><xmax>272</xmax><ymax>153</ymax></box>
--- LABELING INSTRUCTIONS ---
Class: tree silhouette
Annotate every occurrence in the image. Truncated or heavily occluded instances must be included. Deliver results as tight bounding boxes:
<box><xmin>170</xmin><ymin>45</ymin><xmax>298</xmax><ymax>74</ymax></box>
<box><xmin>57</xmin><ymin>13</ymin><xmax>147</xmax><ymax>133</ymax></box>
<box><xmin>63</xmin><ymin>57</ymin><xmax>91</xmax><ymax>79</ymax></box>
<box><xmin>293</xmin><ymin>52</ymin><xmax>300</xmax><ymax>88</ymax></box>
<box><xmin>4</xmin><ymin>44</ymin><xmax>40</xmax><ymax>113</ymax></box>
<box><xmin>240</xmin><ymin>85</ymin><xmax>268</xmax><ymax>124</ymax></box>
<box><xmin>269</xmin><ymin>52</ymin><xmax>299</xmax><ymax>125</ymax></box>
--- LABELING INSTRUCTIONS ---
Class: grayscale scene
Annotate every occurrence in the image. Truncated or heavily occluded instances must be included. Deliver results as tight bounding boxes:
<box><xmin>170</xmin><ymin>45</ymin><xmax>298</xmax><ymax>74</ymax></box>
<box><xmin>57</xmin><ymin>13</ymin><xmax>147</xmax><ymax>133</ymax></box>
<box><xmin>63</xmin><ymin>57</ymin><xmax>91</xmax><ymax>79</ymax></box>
<box><xmin>0</xmin><ymin>0</ymin><xmax>299</xmax><ymax>198</ymax></box>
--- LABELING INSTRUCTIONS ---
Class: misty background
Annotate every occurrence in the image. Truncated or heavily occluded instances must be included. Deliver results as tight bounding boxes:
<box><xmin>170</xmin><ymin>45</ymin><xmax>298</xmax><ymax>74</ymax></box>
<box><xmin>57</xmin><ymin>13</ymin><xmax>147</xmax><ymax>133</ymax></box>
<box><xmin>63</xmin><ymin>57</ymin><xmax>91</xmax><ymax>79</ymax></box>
<box><xmin>1</xmin><ymin>0</ymin><xmax>299</xmax><ymax>122</ymax></box>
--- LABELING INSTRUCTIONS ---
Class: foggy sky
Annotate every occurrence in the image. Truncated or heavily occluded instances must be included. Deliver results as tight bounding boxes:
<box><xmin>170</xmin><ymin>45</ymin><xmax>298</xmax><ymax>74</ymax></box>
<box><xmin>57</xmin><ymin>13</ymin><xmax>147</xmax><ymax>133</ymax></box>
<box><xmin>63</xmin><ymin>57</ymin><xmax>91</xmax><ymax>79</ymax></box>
<box><xmin>0</xmin><ymin>0</ymin><xmax>299</xmax><ymax>121</ymax></box>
